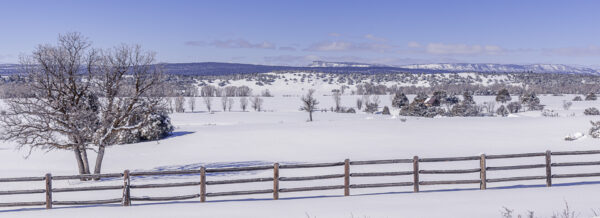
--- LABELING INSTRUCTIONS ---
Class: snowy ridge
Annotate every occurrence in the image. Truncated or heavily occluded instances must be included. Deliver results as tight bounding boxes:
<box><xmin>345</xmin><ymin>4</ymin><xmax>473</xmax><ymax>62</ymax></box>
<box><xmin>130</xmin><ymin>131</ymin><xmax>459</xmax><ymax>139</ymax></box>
<box><xmin>308</xmin><ymin>61</ymin><xmax>381</xmax><ymax>68</ymax></box>
<box><xmin>399</xmin><ymin>63</ymin><xmax>599</xmax><ymax>74</ymax></box>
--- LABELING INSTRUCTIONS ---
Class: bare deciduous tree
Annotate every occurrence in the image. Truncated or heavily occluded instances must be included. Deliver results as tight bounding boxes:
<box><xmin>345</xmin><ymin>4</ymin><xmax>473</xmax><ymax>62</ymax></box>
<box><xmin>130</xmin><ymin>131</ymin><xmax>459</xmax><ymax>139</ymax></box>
<box><xmin>332</xmin><ymin>91</ymin><xmax>341</xmax><ymax>112</ymax></box>
<box><xmin>251</xmin><ymin>96</ymin><xmax>263</xmax><ymax>111</ymax></box>
<box><xmin>227</xmin><ymin>98</ymin><xmax>234</xmax><ymax>111</ymax></box>
<box><xmin>240</xmin><ymin>97</ymin><xmax>248</xmax><ymax>111</ymax></box>
<box><xmin>0</xmin><ymin>33</ymin><xmax>169</xmax><ymax>176</ymax></box>
<box><xmin>175</xmin><ymin>96</ymin><xmax>186</xmax><ymax>113</ymax></box>
<box><xmin>188</xmin><ymin>97</ymin><xmax>196</xmax><ymax>112</ymax></box>
<box><xmin>188</xmin><ymin>87</ymin><xmax>197</xmax><ymax>112</ymax></box>
<box><xmin>300</xmin><ymin>89</ymin><xmax>319</xmax><ymax>121</ymax></box>
<box><xmin>221</xmin><ymin>96</ymin><xmax>228</xmax><ymax>111</ymax></box>
<box><xmin>203</xmin><ymin>96</ymin><xmax>212</xmax><ymax>112</ymax></box>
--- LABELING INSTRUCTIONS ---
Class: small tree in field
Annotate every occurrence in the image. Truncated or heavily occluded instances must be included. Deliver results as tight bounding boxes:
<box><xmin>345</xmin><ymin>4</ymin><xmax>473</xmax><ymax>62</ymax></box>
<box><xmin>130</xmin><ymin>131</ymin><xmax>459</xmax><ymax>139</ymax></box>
<box><xmin>300</xmin><ymin>89</ymin><xmax>319</xmax><ymax>121</ymax></box>
<box><xmin>188</xmin><ymin>96</ymin><xmax>196</xmax><ymax>112</ymax></box>
<box><xmin>203</xmin><ymin>96</ymin><xmax>212</xmax><ymax>112</ymax></box>
<box><xmin>391</xmin><ymin>92</ymin><xmax>409</xmax><ymax>108</ymax></box>
<box><xmin>221</xmin><ymin>96</ymin><xmax>228</xmax><ymax>111</ymax></box>
<box><xmin>251</xmin><ymin>96</ymin><xmax>263</xmax><ymax>111</ymax></box>
<box><xmin>562</xmin><ymin>100</ymin><xmax>573</xmax><ymax>110</ymax></box>
<box><xmin>240</xmin><ymin>97</ymin><xmax>248</xmax><ymax>111</ymax></box>
<box><xmin>356</xmin><ymin>98</ymin><xmax>363</xmax><ymax>110</ymax></box>
<box><xmin>175</xmin><ymin>96</ymin><xmax>186</xmax><ymax>113</ymax></box>
<box><xmin>188</xmin><ymin>87</ymin><xmax>198</xmax><ymax>112</ymax></box>
<box><xmin>332</xmin><ymin>91</ymin><xmax>341</xmax><ymax>112</ymax></box>
<box><xmin>495</xmin><ymin>89</ymin><xmax>511</xmax><ymax>104</ymax></box>
<box><xmin>227</xmin><ymin>98</ymin><xmax>234</xmax><ymax>111</ymax></box>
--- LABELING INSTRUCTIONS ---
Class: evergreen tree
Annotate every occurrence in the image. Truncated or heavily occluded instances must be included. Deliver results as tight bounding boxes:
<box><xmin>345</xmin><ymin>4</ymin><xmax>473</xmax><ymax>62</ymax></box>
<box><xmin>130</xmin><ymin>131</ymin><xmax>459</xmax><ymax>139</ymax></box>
<box><xmin>495</xmin><ymin>89</ymin><xmax>512</xmax><ymax>104</ymax></box>
<box><xmin>391</xmin><ymin>92</ymin><xmax>409</xmax><ymax>108</ymax></box>
<box><xmin>585</xmin><ymin>93</ymin><xmax>597</xmax><ymax>101</ymax></box>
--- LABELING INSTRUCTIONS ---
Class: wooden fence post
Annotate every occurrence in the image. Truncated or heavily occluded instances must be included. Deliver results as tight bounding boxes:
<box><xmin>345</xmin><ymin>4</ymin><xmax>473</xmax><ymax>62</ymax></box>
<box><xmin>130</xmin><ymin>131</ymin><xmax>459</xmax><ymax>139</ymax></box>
<box><xmin>545</xmin><ymin>150</ymin><xmax>552</xmax><ymax>187</ymax></box>
<box><xmin>273</xmin><ymin>163</ymin><xmax>279</xmax><ymax>200</ymax></box>
<box><xmin>200</xmin><ymin>167</ymin><xmax>206</xmax><ymax>202</ymax></box>
<box><xmin>413</xmin><ymin>156</ymin><xmax>419</xmax><ymax>192</ymax></box>
<box><xmin>122</xmin><ymin>170</ymin><xmax>131</xmax><ymax>206</ymax></box>
<box><xmin>480</xmin><ymin>154</ymin><xmax>487</xmax><ymax>190</ymax></box>
<box><xmin>344</xmin><ymin>159</ymin><xmax>350</xmax><ymax>196</ymax></box>
<box><xmin>45</xmin><ymin>173</ymin><xmax>52</xmax><ymax>209</ymax></box>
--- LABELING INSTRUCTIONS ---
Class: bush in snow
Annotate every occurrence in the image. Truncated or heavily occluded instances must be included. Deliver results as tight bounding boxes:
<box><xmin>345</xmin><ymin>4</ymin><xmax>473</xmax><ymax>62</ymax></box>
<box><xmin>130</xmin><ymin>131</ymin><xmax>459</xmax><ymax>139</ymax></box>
<box><xmin>585</xmin><ymin>92</ymin><xmax>597</xmax><ymax>101</ymax></box>
<box><xmin>564</xmin><ymin>132</ymin><xmax>585</xmax><ymax>141</ymax></box>
<box><xmin>584</xmin><ymin>107</ymin><xmax>600</xmax><ymax>115</ymax></box>
<box><xmin>450</xmin><ymin>102</ymin><xmax>480</xmax><ymax>117</ymax></box>
<box><xmin>496</xmin><ymin>105</ymin><xmax>509</xmax><ymax>117</ymax></box>
<box><xmin>519</xmin><ymin>92</ymin><xmax>543</xmax><ymax>111</ymax></box>
<box><xmin>562</xmin><ymin>100</ymin><xmax>573</xmax><ymax>110</ymax></box>
<box><xmin>430</xmin><ymin>91</ymin><xmax>448</xmax><ymax>107</ymax></box>
<box><xmin>444</xmin><ymin>95</ymin><xmax>460</xmax><ymax>106</ymax></box>
<box><xmin>541</xmin><ymin>109</ymin><xmax>559</xmax><ymax>117</ymax></box>
<box><xmin>364</xmin><ymin>102</ymin><xmax>378</xmax><ymax>113</ymax></box>
<box><xmin>572</xmin><ymin>96</ymin><xmax>583</xmax><ymax>101</ymax></box>
<box><xmin>461</xmin><ymin>91</ymin><xmax>475</xmax><ymax>105</ymax></box>
<box><xmin>413</xmin><ymin>92</ymin><xmax>428</xmax><ymax>103</ymax></box>
<box><xmin>382</xmin><ymin>106</ymin><xmax>391</xmax><ymax>115</ymax></box>
<box><xmin>591</xmin><ymin>121</ymin><xmax>600</xmax><ymax>138</ymax></box>
<box><xmin>507</xmin><ymin>102</ymin><xmax>522</xmax><ymax>113</ymax></box>
<box><xmin>364</xmin><ymin>95</ymin><xmax>380</xmax><ymax>113</ymax></box>
<box><xmin>345</xmin><ymin>108</ymin><xmax>356</xmax><ymax>113</ymax></box>
<box><xmin>391</xmin><ymin>92</ymin><xmax>409</xmax><ymax>108</ymax></box>
<box><xmin>495</xmin><ymin>88</ymin><xmax>512</xmax><ymax>104</ymax></box>
<box><xmin>116</xmin><ymin>110</ymin><xmax>174</xmax><ymax>144</ymax></box>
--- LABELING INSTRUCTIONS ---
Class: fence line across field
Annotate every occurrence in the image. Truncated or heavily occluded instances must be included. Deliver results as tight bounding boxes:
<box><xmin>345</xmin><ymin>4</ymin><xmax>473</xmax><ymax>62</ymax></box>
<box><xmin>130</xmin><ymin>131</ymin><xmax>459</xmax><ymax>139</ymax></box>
<box><xmin>1</xmin><ymin>149</ymin><xmax>600</xmax><ymax>209</ymax></box>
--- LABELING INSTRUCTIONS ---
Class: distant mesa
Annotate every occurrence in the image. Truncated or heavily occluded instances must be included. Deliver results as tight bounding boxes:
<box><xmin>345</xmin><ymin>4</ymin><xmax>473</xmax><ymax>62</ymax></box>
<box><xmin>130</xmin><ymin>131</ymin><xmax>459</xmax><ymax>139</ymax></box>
<box><xmin>0</xmin><ymin>62</ymin><xmax>598</xmax><ymax>76</ymax></box>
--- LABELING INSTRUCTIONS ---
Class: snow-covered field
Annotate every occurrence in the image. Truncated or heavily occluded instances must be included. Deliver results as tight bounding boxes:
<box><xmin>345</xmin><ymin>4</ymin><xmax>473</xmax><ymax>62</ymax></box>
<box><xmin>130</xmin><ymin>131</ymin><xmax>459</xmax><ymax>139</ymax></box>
<box><xmin>1</xmin><ymin>94</ymin><xmax>600</xmax><ymax>217</ymax></box>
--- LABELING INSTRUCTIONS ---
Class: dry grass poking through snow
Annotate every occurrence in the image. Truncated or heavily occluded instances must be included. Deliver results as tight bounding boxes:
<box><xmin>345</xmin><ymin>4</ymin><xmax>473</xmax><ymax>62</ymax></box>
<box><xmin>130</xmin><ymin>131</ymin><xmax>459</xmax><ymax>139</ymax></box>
<box><xmin>501</xmin><ymin>201</ymin><xmax>594</xmax><ymax>218</ymax></box>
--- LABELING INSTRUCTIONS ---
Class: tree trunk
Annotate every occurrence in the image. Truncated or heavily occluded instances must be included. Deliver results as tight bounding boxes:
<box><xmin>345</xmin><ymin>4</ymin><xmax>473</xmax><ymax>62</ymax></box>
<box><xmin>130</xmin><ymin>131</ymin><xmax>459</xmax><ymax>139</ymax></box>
<box><xmin>79</xmin><ymin>147</ymin><xmax>91</xmax><ymax>175</ymax></box>
<box><xmin>93</xmin><ymin>145</ymin><xmax>106</xmax><ymax>179</ymax></box>
<box><xmin>73</xmin><ymin>147</ymin><xmax>86</xmax><ymax>177</ymax></box>
<box><xmin>309</xmin><ymin>111</ymin><xmax>313</xmax><ymax>121</ymax></box>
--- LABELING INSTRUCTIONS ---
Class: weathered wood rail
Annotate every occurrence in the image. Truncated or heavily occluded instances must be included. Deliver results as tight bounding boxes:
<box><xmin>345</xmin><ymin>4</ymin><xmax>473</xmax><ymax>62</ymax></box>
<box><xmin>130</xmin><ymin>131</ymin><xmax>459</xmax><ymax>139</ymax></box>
<box><xmin>2</xmin><ymin>149</ymin><xmax>600</xmax><ymax>209</ymax></box>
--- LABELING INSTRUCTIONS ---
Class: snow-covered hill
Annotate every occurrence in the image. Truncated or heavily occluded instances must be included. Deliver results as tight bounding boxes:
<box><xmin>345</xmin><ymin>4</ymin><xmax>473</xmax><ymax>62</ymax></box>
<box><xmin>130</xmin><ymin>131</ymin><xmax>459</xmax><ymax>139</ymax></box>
<box><xmin>308</xmin><ymin>61</ymin><xmax>378</xmax><ymax>68</ymax></box>
<box><xmin>399</xmin><ymin>63</ymin><xmax>599</xmax><ymax>74</ymax></box>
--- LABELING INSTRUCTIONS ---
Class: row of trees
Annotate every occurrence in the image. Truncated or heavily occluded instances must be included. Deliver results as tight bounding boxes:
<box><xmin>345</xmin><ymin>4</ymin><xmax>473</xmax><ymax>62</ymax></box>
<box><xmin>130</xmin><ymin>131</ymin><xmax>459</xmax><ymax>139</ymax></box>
<box><xmin>169</xmin><ymin>96</ymin><xmax>266</xmax><ymax>113</ymax></box>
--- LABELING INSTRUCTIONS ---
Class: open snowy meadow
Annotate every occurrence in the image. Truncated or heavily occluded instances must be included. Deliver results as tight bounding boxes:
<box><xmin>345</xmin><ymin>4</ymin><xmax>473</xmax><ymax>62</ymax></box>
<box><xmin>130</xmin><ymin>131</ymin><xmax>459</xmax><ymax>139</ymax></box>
<box><xmin>1</xmin><ymin>94</ymin><xmax>600</xmax><ymax>217</ymax></box>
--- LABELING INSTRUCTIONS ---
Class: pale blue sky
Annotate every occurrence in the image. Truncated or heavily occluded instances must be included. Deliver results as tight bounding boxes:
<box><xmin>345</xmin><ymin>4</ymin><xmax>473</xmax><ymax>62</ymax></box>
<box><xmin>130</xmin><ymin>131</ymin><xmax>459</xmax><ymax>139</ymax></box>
<box><xmin>0</xmin><ymin>0</ymin><xmax>599</xmax><ymax>66</ymax></box>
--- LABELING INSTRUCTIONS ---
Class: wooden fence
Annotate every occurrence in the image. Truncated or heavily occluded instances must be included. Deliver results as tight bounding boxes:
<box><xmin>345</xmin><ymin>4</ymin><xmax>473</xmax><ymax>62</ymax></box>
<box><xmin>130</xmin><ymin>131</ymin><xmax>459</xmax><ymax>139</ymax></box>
<box><xmin>1</xmin><ymin>149</ymin><xmax>600</xmax><ymax>209</ymax></box>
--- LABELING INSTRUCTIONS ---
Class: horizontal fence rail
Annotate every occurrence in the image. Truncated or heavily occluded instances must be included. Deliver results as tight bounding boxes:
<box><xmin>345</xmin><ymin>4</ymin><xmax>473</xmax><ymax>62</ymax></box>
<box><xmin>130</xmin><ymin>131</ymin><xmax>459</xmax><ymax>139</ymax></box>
<box><xmin>1</xmin><ymin>149</ymin><xmax>600</xmax><ymax>209</ymax></box>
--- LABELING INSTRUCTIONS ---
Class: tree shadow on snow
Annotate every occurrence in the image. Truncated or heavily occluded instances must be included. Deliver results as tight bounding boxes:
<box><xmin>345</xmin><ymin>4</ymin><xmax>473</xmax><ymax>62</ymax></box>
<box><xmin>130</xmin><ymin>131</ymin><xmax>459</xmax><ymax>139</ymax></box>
<box><xmin>166</xmin><ymin>131</ymin><xmax>195</xmax><ymax>138</ymax></box>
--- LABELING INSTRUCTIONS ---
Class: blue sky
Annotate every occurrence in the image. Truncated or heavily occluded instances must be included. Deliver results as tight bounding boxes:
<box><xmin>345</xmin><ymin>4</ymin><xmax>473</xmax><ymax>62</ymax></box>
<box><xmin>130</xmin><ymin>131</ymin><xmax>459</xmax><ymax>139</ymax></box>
<box><xmin>0</xmin><ymin>0</ymin><xmax>599</xmax><ymax>66</ymax></box>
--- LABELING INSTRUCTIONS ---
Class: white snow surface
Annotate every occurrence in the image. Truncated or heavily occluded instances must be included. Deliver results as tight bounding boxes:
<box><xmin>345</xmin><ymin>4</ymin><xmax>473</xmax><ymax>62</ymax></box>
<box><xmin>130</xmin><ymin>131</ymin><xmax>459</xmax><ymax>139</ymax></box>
<box><xmin>1</xmin><ymin>94</ymin><xmax>600</xmax><ymax>217</ymax></box>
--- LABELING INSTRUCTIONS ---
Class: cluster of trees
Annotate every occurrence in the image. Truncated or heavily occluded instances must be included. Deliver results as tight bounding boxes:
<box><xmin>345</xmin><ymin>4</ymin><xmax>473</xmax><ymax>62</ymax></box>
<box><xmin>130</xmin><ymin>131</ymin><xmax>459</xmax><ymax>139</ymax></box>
<box><xmin>309</xmin><ymin>88</ymin><xmax>545</xmax><ymax>119</ymax></box>
<box><xmin>392</xmin><ymin>89</ymin><xmax>542</xmax><ymax>118</ymax></box>
<box><xmin>167</xmin><ymin>95</ymin><xmax>263</xmax><ymax>113</ymax></box>
<box><xmin>0</xmin><ymin>33</ymin><xmax>173</xmax><ymax>176</ymax></box>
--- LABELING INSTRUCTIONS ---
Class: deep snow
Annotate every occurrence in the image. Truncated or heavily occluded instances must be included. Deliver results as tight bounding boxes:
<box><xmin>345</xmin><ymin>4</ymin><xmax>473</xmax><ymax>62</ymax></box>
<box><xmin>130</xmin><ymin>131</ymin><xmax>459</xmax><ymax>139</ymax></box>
<box><xmin>1</xmin><ymin>94</ymin><xmax>600</xmax><ymax>217</ymax></box>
